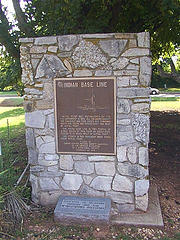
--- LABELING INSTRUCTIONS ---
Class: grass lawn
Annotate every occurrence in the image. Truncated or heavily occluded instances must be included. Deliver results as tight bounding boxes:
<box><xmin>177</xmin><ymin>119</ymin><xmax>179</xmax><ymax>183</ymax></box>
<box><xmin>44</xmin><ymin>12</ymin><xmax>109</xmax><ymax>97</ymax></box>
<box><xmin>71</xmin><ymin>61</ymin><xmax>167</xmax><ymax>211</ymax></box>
<box><xmin>159</xmin><ymin>87</ymin><xmax>180</xmax><ymax>93</ymax></box>
<box><xmin>151</xmin><ymin>97</ymin><xmax>180</xmax><ymax>111</ymax></box>
<box><xmin>0</xmin><ymin>91</ymin><xmax>18</xmax><ymax>96</ymax></box>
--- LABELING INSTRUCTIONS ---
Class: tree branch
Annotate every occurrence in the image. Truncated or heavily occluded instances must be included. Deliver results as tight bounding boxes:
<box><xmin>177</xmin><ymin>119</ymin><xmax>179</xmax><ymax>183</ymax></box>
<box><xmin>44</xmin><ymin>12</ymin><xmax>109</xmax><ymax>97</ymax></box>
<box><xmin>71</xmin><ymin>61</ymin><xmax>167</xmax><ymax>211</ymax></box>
<box><xmin>12</xmin><ymin>0</ymin><xmax>35</xmax><ymax>36</ymax></box>
<box><xmin>0</xmin><ymin>1</ymin><xmax>20</xmax><ymax>58</ymax></box>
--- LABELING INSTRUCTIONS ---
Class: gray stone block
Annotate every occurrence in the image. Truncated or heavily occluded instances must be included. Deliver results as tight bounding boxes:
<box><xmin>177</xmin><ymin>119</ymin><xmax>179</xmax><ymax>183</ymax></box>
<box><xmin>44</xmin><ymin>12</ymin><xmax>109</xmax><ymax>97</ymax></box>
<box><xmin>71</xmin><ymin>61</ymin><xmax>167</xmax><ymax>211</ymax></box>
<box><xmin>90</xmin><ymin>176</ymin><xmax>113</xmax><ymax>191</ymax></box>
<box><xmin>79</xmin><ymin>185</ymin><xmax>104</xmax><ymax>197</ymax></box>
<box><xmin>139</xmin><ymin>147</ymin><xmax>149</xmax><ymax>166</ymax></box>
<box><xmin>117</xmin><ymin>88</ymin><xmax>150</xmax><ymax>98</ymax></box>
<box><xmin>61</xmin><ymin>174</ymin><xmax>83</xmax><ymax>190</ymax></box>
<box><xmin>54</xmin><ymin>196</ymin><xmax>111</xmax><ymax>223</ymax></box>
<box><xmin>26</xmin><ymin>128</ymin><xmax>35</xmax><ymax>148</ymax></box>
<box><xmin>58</xmin><ymin>35</ymin><xmax>80</xmax><ymax>51</ymax></box>
<box><xmin>117</xmin><ymin>162</ymin><xmax>148</xmax><ymax>178</ymax></box>
<box><xmin>95</xmin><ymin>162</ymin><xmax>115</xmax><ymax>176</ymax></box>
<box><xmin>74</xmin><ymin>161</ymin><xmax>94</xmax><ymax>175</ymax></box>
<box><xmin>28</xmin><ymin>148</ymin><xmax>38</xmax><ymax>164</ymax></box>
<box><xmin>112</xmin><ymin>174</ymin><xmax>133</xmax><ymax>192</ymax></box>
<box><xmin>116</xmin><ymin>203</ymin><xmax>135</xmax><ymax>213</ymax></box>
<box><xmin>106</xmin><ymin>191</ymin><xmax>134</xmax><ymax>204</ymax></box>
<box><xmin>34</xmin><ymin>36</ymin><xmax>57</xmax><ymax>45</ymax></box>
<box><xmin>135</xmin><ymin>193</ymin><xmax>148</xmax><ymax>211</ymax></box>
<box><xmin>60</xmin><ymin>155</ymin><xmax>74</xmax><ymax>171</ymax></box>
<box><xmin>99</xmin><ymin>39</ymin><xmax>127</xmax><ymax>57</ymax></box>
<box><xmin>135</xmin><ymin>179</ymin><xmax>149</xmax><ymax>196</ymax></box>
<box><xmin>39</xmin><ymin>177</ymin><xmax>60</xmax><ymax>191</ymax></box>
<box><xmin>25</xmin><ymin>111</ymin><xmax>45</xmax><ymax>128</ymax></box>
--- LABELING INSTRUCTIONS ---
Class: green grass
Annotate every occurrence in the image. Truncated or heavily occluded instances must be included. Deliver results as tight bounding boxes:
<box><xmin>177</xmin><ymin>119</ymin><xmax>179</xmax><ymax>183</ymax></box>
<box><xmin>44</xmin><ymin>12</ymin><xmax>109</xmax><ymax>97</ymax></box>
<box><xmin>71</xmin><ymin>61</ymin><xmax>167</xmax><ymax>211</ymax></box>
<box><xmin>151</xmin><ymin>97</ymin><xmax>180</xmax><ymax>101</ymax></box>
<box><xmin>0</xmin><ymin>91</ymin><xmax>18</xmax><ymax>96</ymax></box>
<box><xmin>0</xmin><ymin>107</ymin><xmax>27</xmax><ymax>195</ymax></box>
<box><xmin>159</xmin><ymin>88</ymin><xmax>180</xmax><ymax>93</ymax></box>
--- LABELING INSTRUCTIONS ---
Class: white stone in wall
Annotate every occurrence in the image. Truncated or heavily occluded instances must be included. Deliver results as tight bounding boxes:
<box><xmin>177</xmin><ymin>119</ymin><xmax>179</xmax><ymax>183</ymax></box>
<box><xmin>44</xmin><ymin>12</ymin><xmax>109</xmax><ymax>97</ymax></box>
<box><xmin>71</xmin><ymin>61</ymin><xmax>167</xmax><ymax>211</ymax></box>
<box><xmin>39</xmin><ymin>178</ymin><xmax>59</xmax><ymax>191</ymax></box>
<box><xmin>117</xmin><ymin>162</ymin><xmax>148</xmax><ymax>178</ymax></box>
<box><xmin>31</xmin><ymin>58</ymin><xmax>40</xmax><ymax>70</ymax></box>
<box><xmin>135</xmin><ymin>193</ymin><xmax>148</xmax><ymax>211</ymax></box>
<box><xmin>48</xmin><ymin>46</ymin><xmax>58</xmax><ymax>53</ymax></box>
<box><xmin>99</xmin><ymin>39</ymin><xmax>127</xmax><ymax>57</ymax></box>
<box><xmin>135</xmin><ymin>179</ymin><xmax>149</xmax><ymax>196</ymax></box>
<box><xmin>117</xmin><ymin>99</ymin><xmax>130</xmax><ymax>113</ymax></box>
<box><xmin>117</xmin><ymin>77</ymin><xmax>129</xmax><ymax>87</ymax></box>
<box><xmin>117</xmin><ymin>146</ymin><xmax>127</xmax><ymax>162</ymax></box>
<box><xmin>114</xmin><ymin>70</ymin><xmax>139</xmax><ymax>76</ymax></box>
<box><xmin>63</xmin><ymin>59</ymin><xmax>72</xmax><ymax>72</ymax></box>
<box><xmin>139</xmin><ymin>57</ymin><xmax>151</xmax><ymax>86</ymax></box>
<box><xmin>35</xmin><ymin>55</ymin><xmax>68</xmax><ymax>78</ymax></box>
<box><xmin>130</xmin><ymin>58</ymin><xmax>139</xmax><ymax>64</ymax></box>
<box><xmin>130</xmin><ymin>76</ymin><xmax>139</xmax><ymax>86</ymax></box>
<box><xmin>131</xmin><ymin>103</ymin><xmax>150</xmax><ymax>113</ymax></box>
<box><xmin>111</xmin><ymin>57</ymin><xmax>129</xmax><ymax>70</ymax></box>
<box><xmin>58</xmin><ymin>35</ymin><xmax>80</xmax><ymax>51</ymax></box>
<box><xmin>28</xmin><ymin>149</ymin><xmax>38</xmax><ymax>164</ymax></box>
<box><xmin>61</xmin><ymin>174</ymin><xmax>83</xmax><ymax>190</ymax></box>
<box><xmin>137</xmin><ymin>32</ymin><xmax>150</xmax><ymax>48</ymax></box>
<box><xmin>24</xmin><ymin>88</ymin><xmax>42</xmax><ymax>95</ymax></box>
<box><xmin>112</xmin><ymin>174</ymin><xmax>133</xmax><ymax>192</ymax></box>
<box><xmin>117</xmin><ymin>119</ymin><xmax>131</xmax><ymax>125</ymax></box>
<box><xmin>72</xmin><ymin>155</ymin><xmax>88</xmax><ymax>161</ymax></box>
<box><xmin>48</xmin><ymin>114</ymin><xmax>54</xmax><ymax>129</ymax></box>
<box><xmin>117</xmin><ymin>128</ymin><xmax>135</xmax><ymax>145</ymax></box>
<box><xmin>74</xmin><ymin>161</ymin><xmax>94</xmax><ymax>175</ymax></box>
<box><xmin>139</xmin><ymin>147</ymin><xmax>149</xmax><ymax>166</ymax></box>
<box><xmin>129</xmin><ymin>39</ymin><xmax>137</xmax><ymax>48</ymax></box>
<box><xmin>34</xmin><ymin>36</ymin><xmax>57</xmax><ymax>45</ymax></box>
<box><xmin>45</xmin><ymin>154</ymin><xmax>59</xmax><ymax>161</ymax></box>
<box><xmin>127</xmin><ymin>146</ymin><xmax>137</xmax><ymax>163</ymax></box>
<box><xmin>30</xmin><ymin>46</ymin><xmax>47</xmax><ymax>54</ymax></box>
<box><xmin>29</xmin><ymin>174</ymin><xmax>38</xmax><ymax>203</ymax></box>
<box><xmin>90</xmin><ymin>176</ymin><xmax>113</xmax><ymax>191</ymax></box>
<box><xmin>25</xmin><ymin>111</ymin><xmax>45</xmax><ymax>128</ymax></box>
<box><xmin>106</xmin><ymin>191</ymin><xmax>134</xmax><ymax>204</ymax></box>
<box><xmin>36</xmin><ymin>136</ymin><xmax>44</xmax><ymax>149</ymax></box>
<box><xmin>83</xmin><ymin>176</ymin><xmax>94</xmax><ymax>185</ymax></box>
<box><xmin>30</xmin><ymin>165</ymin><xmax>44</xmax><ymax>172</ymax></box>
<box><xmin>38</xmin><ymin>160</ymin><xmax>58</xmax><ymax>167</ymax></box>
<box><xmin>39</xmin><ymin>142</ymin><xmax>56</xmax><ymax>154</ymax></box>
<box><xmin>74</xmin><ymin>70</ymin><xmax>92</xmax><ymax>77</ymax></box>
<box><xmin>48</xmin><ymin>165</ymin><xmax>59</xmax><ymax>172</ymax></box>
<box><xmin>19</xmin><ymin>38</ymin><xmax>34</xmax><ymax>43</ymax></box>
<box><xmin>72</xmin><ymin>40</ymin><xmax>108</xmax><ymax>69</ymax></box>
<box><xmin>39</xmin><ymin>172</ymin><xmax>63</xmax><ymax>177</ymax></box>
<box><xmin>26</xmin><ymin>128</ymin><xmax>35</xmax><ymax>148</ymax></box>
<box><xmin>115</xmin><ymin>33</ymin><xmax>135</xmax><ymax>39</ymax></box>
<box><xmin>59</xmin><ymin>155</ymin><xmax>74</xmax><ymax>171</ymax></box>
<box><xmin>95</xmin><ymin>70</ymin><xmax>112</xmax><ymax>76</ymax></box>
<box><xmin>20</xmin><ymin>47</ymin><xmax>34</xmax><ymax>85</ymax></box>
<box><xmin>118</xmin><ymin>88</ymin><xmax>150</xmax><ymax>98</ymax></box>
<box><xmin>126</xmin><ymin>64</ymin><xmax>139</xmax><ymax>70</ymax></box>
<box><xmin>79</xmin><ymin>185</ymin><xmax>104</xmax><ymax>197</ymax></box>
<box><xmin>88</xmin><ymin>156</ymin><xmax>116</xmax><ymax>162</ymax></box>
<box><xmin>82</xmin><ymin>33</ymin><xmax>114</xmax><ymax>39</ymax></box>
<box><xmin>122</xmin><ymin>48</ymin><xmax>150</xmax><ymax>57</ymax></box>
<box><xmin>95</xmin><ymin>162</ymin><xmax>115</xmax><ymax>176</ymax></box>
<box><xmin>132</xmin><ymin>113</ymin><xmax>150</xmax><ymax>144</ymax></box>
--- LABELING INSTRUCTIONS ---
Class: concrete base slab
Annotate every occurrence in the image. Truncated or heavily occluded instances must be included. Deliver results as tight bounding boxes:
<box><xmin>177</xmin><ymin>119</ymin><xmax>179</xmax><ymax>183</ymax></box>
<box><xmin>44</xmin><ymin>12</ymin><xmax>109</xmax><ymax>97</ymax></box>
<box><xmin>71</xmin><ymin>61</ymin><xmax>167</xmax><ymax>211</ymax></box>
<box><xmin>111</xmin><ymin>185</ymin><xmax>164</xmax><ymax>227</ymax></box>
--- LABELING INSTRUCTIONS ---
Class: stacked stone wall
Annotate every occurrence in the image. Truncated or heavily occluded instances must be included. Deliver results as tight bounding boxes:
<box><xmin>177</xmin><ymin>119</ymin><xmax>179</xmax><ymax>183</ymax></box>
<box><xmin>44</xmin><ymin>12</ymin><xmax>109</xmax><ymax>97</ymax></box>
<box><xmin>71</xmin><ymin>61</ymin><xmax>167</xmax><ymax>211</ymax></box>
<box><xmin>20</xmin><ymin>32</ymin><xmax>151</xmax><ymax>213</ymax></box>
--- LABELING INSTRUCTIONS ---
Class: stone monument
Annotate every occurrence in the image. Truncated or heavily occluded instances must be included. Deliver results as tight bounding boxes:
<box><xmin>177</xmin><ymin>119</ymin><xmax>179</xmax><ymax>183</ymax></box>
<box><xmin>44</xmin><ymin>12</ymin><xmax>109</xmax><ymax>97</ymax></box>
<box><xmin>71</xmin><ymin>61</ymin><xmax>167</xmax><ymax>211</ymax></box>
<box><xmin>20</xmin><ymin>32</ymin><xmax>151</xmax><ymax>213</ymax></box>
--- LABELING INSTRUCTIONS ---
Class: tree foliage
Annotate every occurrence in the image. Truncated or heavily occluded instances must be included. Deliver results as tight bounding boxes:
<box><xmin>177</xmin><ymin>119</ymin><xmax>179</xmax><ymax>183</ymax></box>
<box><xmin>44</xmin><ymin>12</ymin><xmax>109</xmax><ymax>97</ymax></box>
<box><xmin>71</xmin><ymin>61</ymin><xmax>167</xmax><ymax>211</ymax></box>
<box><xmin>0</xmin><ymin>0</ymin><xmax>179</xmax><ymax>89</ymax></box>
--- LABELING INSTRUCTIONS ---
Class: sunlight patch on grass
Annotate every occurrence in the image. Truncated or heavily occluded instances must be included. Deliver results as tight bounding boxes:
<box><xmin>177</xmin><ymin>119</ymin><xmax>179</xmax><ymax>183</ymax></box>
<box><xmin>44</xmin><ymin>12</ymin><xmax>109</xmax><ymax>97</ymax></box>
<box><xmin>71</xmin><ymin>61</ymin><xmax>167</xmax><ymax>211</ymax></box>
<box><xmin>0</xmin><ymin>107</ymin><xmax>25</xmax><ymax>138</ymax></box>
<box><xmin>151</xmin><ymin>99</ymin><xmax>180</xmax><ymax>111</ymax></box>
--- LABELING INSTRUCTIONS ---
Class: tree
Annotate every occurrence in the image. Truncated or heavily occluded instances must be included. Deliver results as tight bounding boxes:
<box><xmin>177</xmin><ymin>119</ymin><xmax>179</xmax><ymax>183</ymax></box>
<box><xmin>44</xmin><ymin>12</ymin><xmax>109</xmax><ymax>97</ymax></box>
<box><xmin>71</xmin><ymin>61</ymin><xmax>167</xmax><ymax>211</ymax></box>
<box><xmin>0</xmin><ymin>0</ymin><xmax>179</xmax><ymax>89</ymax></box>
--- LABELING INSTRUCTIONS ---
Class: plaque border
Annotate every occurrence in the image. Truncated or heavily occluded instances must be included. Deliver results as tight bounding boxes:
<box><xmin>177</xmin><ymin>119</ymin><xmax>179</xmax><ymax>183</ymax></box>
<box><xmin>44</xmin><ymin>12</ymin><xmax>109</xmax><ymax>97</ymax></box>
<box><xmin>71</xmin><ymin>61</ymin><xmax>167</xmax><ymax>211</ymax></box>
<box><xmin>54</xmin><ymin>77</ymin><xmax>116</xmax><ymax>156</ymax></box>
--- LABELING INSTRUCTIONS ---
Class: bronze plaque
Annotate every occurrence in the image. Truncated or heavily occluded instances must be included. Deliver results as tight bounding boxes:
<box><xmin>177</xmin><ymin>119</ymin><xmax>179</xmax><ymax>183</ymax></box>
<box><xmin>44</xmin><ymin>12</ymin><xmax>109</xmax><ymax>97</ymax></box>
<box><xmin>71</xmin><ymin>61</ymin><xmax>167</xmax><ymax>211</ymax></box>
<box><xmin>54</xmin><ymin>77</ymin><xmax>116</xmax><ymax>155</ymax></box>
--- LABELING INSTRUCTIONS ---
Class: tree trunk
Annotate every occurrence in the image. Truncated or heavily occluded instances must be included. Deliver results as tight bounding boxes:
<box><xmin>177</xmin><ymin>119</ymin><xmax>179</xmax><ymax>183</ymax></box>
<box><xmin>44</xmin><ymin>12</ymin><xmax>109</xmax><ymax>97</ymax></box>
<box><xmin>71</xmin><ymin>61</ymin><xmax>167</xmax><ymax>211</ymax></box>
<box><xmin>0</xmin><ymin>2</ymin><xmax>20</xmax><ymax>58</ymax></box>
<box><xmin>12</xmin><ymin>0</ymin><xmax>35</xmax><ymax>36</ymax></box>
<box><xmin>156</xmin><ymin>60</ymin><xmax>180</xmax><ymax>84</ymax></box>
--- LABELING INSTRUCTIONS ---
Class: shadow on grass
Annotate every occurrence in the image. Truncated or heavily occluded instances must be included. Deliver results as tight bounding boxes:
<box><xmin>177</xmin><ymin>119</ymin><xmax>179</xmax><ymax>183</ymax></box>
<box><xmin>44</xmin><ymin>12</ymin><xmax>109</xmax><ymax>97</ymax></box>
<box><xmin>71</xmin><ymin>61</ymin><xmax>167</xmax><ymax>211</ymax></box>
<box><xmin>0</xmin><ymin>108</ymin><xmax>24</xmax><ymax>121</ymax></box>
<box><xmin>0</xmin><ymin>98</ymin><xmax>23</xmax><ymax>107</ymax></box>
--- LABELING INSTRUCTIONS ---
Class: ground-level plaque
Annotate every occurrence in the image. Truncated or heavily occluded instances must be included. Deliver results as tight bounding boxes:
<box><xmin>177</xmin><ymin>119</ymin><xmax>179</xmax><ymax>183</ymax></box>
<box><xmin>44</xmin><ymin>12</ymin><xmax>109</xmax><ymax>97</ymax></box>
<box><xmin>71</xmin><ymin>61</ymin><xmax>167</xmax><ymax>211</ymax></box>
<box><xmin>54</xmin><ymin>196</ymin><xmax>111</xmax><ymax>224</ymax></box>
<box><xmin>54</xmin><ymin>77</ymin><xmax>116</xmax><ymax>155</ymax></box>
